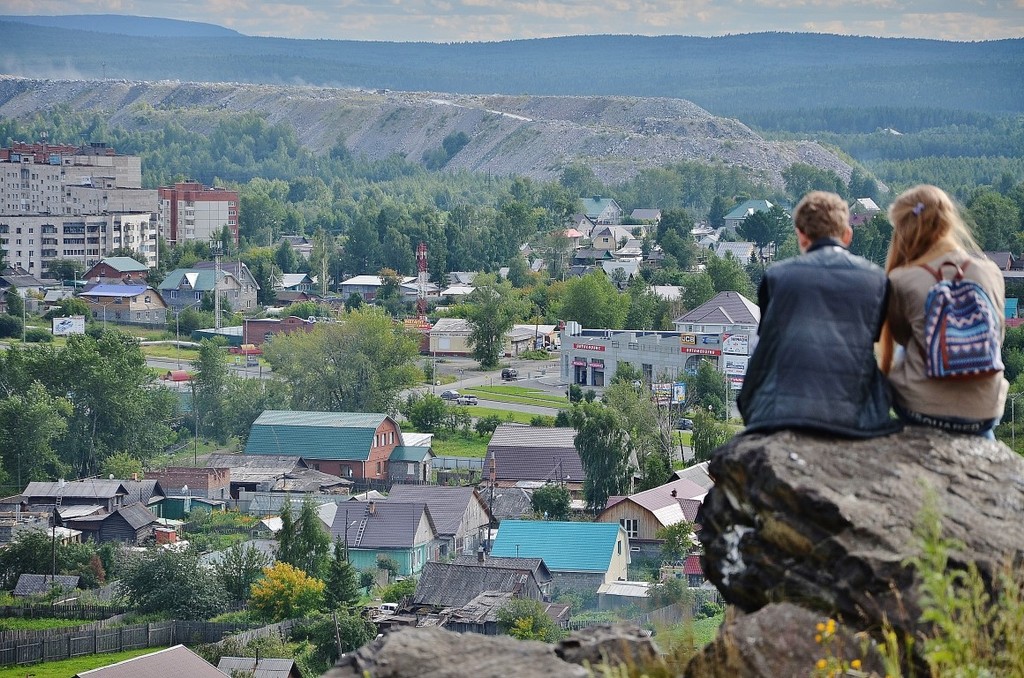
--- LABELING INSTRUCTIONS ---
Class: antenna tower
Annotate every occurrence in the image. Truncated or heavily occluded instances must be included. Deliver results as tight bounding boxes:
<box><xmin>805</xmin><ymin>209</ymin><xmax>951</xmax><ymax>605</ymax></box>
<box><xmin>416</xmin><ymin>242</ymin><xmax>428</xmax><ymax>321</ymax></box>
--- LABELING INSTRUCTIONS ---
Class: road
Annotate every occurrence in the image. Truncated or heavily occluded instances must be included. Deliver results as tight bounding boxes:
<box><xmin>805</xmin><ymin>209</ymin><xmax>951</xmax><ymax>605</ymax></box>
<box><xmin>146</xmin><ymin>356</ymin><xmax>273</xmax><ymax>380</ymax></box>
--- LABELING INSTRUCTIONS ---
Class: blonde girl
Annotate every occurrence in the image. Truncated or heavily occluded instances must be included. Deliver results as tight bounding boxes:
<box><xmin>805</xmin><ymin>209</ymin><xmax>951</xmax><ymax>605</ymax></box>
<box><xmin>880</xmin><ymin>184</ymin><xmax>1008</xmax><ymax>437</ymax></box>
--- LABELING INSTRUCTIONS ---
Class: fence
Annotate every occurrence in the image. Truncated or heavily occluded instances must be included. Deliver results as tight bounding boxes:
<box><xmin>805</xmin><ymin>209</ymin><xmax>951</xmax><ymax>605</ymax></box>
<box><xmin>564</xmin><ymin>595</ymin><xmax>721</xmax><ymax>632</ymax></box>
<box><xmin>0</xmin><ymin>619</ymin><xmax>249</xmax><ymax>668</ymax></box>
<box><xmin>0</xmin><ymin>603</ymin><xmax>130</xmax><ymax>621</ymax></box>
<box><xmin>434</xmin><ymin>456</ymin><xmax>485</xmax><ymax>471</ymax></box>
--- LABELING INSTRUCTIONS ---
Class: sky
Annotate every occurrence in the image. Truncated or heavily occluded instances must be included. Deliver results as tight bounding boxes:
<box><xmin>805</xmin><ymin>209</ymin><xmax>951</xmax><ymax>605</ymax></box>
<box><xmin>5</xmin><ymin>0</ymin><xmax>1024</xmax><ymax>42</ymax></box>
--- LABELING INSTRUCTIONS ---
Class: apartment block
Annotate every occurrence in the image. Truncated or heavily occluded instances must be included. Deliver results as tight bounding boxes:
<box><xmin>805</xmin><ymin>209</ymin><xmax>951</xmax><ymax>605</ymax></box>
<box><xmin>0</xmin><ymin>142</ymin><xmax>158</xmax><ymax>273</ymax></box>
<box><xmin>157</xmin><ymin>182</ymin><xmax>239</xmax><ymax>245</ymax></box>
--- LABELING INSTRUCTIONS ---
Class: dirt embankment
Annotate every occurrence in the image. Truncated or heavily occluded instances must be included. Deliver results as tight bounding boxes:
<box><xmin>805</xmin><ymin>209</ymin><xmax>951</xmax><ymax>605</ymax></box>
<box><xmin>0</xmin><ymin>76</ymin><xmax>851</xmax><ymax>188</ymax></box>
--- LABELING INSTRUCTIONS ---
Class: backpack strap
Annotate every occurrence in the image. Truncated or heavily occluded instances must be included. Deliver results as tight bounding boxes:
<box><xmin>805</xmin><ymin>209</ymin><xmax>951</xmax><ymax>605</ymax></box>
<box><xmin>920</xmin><ymin>260</ymin><xmax>968</xmax><ymax>282</ymax></box>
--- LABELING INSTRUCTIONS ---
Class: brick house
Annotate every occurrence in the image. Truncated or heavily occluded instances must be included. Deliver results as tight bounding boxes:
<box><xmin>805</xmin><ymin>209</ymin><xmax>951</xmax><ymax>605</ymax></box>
<box><xmin>244</xmin><ymin>411</ymin><xmax>403</xmax><ymax>483</ymax></box>
<box><xmin>144</xmin><ymin>467</ymin><xmax>231</xmax><ymax>501</ymax></box>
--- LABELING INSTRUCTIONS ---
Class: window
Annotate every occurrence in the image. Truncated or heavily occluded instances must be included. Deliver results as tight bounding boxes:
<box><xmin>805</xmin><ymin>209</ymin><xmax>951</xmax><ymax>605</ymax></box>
<box><xmin>618</xmin><ymin>539</ymin><xmax>622</xmax><ymax>555</ymax></box>
<box><xmin>620</xmin><ymin>518</ymin><xmax>638</xmax><ymax>539</ymax></box>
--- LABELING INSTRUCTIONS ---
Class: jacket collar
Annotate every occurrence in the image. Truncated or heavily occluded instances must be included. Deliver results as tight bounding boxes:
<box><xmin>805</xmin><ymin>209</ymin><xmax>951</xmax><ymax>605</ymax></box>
<box><xmin>807</xmin><ymin>237</ymin><xmax>847</xmax><ymax>253</ymax></box>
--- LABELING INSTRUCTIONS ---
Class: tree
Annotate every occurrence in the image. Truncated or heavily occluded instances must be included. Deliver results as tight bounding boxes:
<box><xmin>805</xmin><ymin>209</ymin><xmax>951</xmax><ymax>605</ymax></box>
<box><xmin>687</xmin><ymin>360</ymin><xmax>728</xmax><ymax>416</ymax></box>
<box><xmin>249</xmin><ymin>562</ymin><xmax>325</xmax><ymax>622</ymax></box>
<box><xmin>739</xmin><ymin>206</ymin><xmax>790</xmax><ymax>250</ymax></box>
<box><xmin>275</xmin><ymin>239</ymin><xmax>299</xmax><ymax>273</ymax></box>
<box><xmin>707</xmin><ymin>195</ymin><xmax>730</xmax><ymax>229</ymax></box>
<box><xmin>325</xmin><ymin>539</ymin><xmax>360</xmax><ymax>610</ymax></box>
<box><xmin>4</xmin><ymin>289</ymin><xmax>24</xmax><ymax>321</ymax></box>
<box><xmin>782</xmin><ymin>163</ymin><xmax>845</xmax><ymax>202</ymax></box>
<box><xmin>657</xmin><ymin>521</ymin><xmax>695</xmax><ymax>563</ymax></box>
<box><xmin>99</xmin><ymin>451</ymin><xmax>143</xmax><ymax>480</ymax></box>
<box><xmin>222</xmin><ymin>377</ymin><xmax>290</xmax><ymax>444</ymax></box>
<box><xmin>691</xmin><ymin>410</ymin><xmax>733</xmax><ymax>463</ymax></box>
<box><xmin>276</xmin><ymin>501</ymin><xmax>298</xmax><ymax>568</ymax></box>
<box><xmin>291</xmin><ymin>498</ymin><xmax>332</xmax><ymax>579</ymax></box>
<box><xmin>681</xmin><ymin>272</ymin><xmax>715</xmax><ymax>311</ymax></box>
<box><xmin>602</xmin><ymin>376</ymin><xmax>673</xmax><ymax>491</ymax></box>
<box><xmin>120</xmin><ymin>546</ymin><xmax>227</xmax><ymax>618</ymax></box>
<box><xmin>465</xmin><ymin>274</ymin><xmax>526</xmax><ymax>369</ymax></box>
<box><xmin>705</xmin><ymin>252</ymin><xmax>755</xmax><ymax>298</ymax></box>
<box><xmin>557</xmin><ymin>271</ymin><xmax>629</xmax><ymax>330</ymax></box>
<box><xmin>531</xmin><ymin>483</ymin><xmax>571</xmax><ymax>520</ymax></box>
<box><xmin>497</xmin><ymin>598</ymin><xmax>565</xmax><ymax>642</ymax></box>
<box><xmin>569</xmin><ymin>401</ymin><xmax>632</xmax><ymax>511</ymax></box>
<box><xmin>44</xmin><ymin>297</ymin><xmax>91</xmax><ymax>320</ymax></box>
<box><xmin>0</xmin><ymin>381</ymin><xmax>71</xmax><ymax>487</ymax></box>
<box><xmin>968</xmin><ymin>190</ymin><xmax>1020</xmax><ymax>251</ymax></box>
<box><xmin>263</xmin><ymin>307</ymin><xmax>421</xmax><ymax>413</ymax></box>
<box><xmin>45</xmin><ymin>259</ymin><xmax>85</xmax><ymax>284</ymax></box>
<box><xmin>403</xmin><ymin>392</ymin><xmax>448</xmax><ymax>433</ymax></box>
<box><xmin>216</xmin><ymin>542</ymin><xmax>271</xmax><ymax>602</ymax></box>
<box><xmin>192</xmin><ymin>339</ymin><xmax>230</xmax><ymax>444</ymax></box>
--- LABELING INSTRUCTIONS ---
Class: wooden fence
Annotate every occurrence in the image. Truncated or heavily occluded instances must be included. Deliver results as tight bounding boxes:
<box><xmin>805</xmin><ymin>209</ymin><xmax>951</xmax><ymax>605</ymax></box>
<box><xmin>0</xmin><ymin>603</ymin><xmax>131</xmax><ymax>621</ymax></box>
<box><xmin>0</xmin><ymin>619</ymin><xmax>248</xmax><ymax>668</ymax></box>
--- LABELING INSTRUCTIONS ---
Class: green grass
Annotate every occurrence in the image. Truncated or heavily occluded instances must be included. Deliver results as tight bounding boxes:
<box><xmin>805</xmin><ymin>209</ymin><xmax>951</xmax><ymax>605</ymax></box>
<box><xmin>0</xmin><ymin>617</ymin><xmax>90</xmax><ymax>631</ymax></box>
<box><xmin>691</xmin><ymin>613</ymin><xmax>725</xmax><ymax>647</ymax></box>
<box><xmin>463</xmin><ymin>386</ymin><xmax>568</xmax><ymax>409</ymax></box>
<box><xmin>431</xmin><ymin>435</ymin><xmax>490</xmax><ymax>458</ymax></box>
<box><xmin>0</xmin><ymin>647</ymin><xmax>166</xmax><ymax>678</ymax></box>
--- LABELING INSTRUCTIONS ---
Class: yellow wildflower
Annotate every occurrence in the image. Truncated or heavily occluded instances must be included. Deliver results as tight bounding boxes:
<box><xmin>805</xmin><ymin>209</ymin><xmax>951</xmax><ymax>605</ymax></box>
<box><xmin>814</xmin><ymin>633</ymin><xmax>822</xmax><ymax>643</ymax></box>
<box><xmin>816</xmin><ymin>658</ymin><xmax>828</xmax><ymax>670</ymax></box>
<box><xmin>851</xmin><ymin>659</ymin><xmax>862</xmax><ymax>670</ymax></box>
<box><xmin>816</xmin><ymin>621</ymin><xmax>826</xmax><ymax>632</ymax></box>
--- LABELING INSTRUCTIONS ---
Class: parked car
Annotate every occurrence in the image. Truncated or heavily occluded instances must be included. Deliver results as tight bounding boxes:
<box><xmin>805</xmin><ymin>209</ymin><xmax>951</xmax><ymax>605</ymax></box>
<box><xmin>440</xmin><ymin>390</ymin><xmax>460</xmax><ymax>401</ymax></box>
<box><xmin>501</xmin><ymin>368</ymin><xmax>518</xmax><ymax>381</ymax></box>
<box><xmin>456</xmin><ymin>394</ymin><xmax>479</xmax><ymax>406</ymax></box>
<box><xmin>675</xmin><ymin>418</ymin><xmax>694</xmax><ymax>431</ymax></box>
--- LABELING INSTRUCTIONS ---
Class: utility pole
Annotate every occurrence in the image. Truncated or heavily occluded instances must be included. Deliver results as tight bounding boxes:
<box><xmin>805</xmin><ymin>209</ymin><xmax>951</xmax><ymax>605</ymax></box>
<box><xmin>211</xmin><ymin>239</ymin><xmax>223</xmax><ymax>331</ymax></box>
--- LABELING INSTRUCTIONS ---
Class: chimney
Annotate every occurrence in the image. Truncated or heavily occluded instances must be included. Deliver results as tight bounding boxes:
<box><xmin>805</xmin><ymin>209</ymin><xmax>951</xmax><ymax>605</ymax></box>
<box><xmin>132</xmin><ymin>473</ymin><xmax>138</xmax><ymax>482</ymax></box>
<box><xmin>368</xmin><ymin>501</ymin><xmax>376</xmax><ymax>516</ymax></box>
<box><xmin>671</xmin><ymin>489</ymin><xmax>677</xmax><ymax>498</ymax></box>
<box><xmin>477</xmin><ymin>545</ymin><xmax>486</xmax><ymax>563</ymax></box>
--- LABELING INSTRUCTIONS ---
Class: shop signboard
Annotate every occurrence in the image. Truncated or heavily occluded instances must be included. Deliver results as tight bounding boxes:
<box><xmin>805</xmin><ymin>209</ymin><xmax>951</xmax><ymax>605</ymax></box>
<box><xmin>672</xmin><ymin>382</ymin><xmax>687</xmax><ymax>405</ymax></box>
<box><xmin>652</xmin><ymin>383</ymin><xmax>673</xmax><ymax>406</ymax></box>
<box><xmin>724</xmin><ymin>355</ymin><xmax>749</xmax><ymax>376</ymax></box>
<box><xmin>722</xmin><ymin>333</ymin><xmax>749</xmax><ymax>355</ymax></box>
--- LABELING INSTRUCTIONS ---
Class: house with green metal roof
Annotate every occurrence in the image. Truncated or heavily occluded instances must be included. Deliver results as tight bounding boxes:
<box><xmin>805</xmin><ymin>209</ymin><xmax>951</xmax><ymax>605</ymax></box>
<box><xmin>158</xmin><ymin>261</ymin><xmax>258</xmax><ymax>313</ymax></box>
<box><xmin>722</xmin><ymin>199</ymin><xmax>776</xmax><ymax>233</ymax></box>
<box><xmin>245</xmin><ymin>410</ymin><xmax>404</xmax><ymax>483</ymax></box>
<box><xmin>580</xmin><ymin>196</ymin><xmax>623</xmax><ymax>225</ymax></box>
<box><xmin>84</xmin><ymin>256</ymin><xmax>150</xmax><ymax>283</ymax></box>
<box><xmin>490</xmin><ymin>520</ymin><xmax>630</xmax><ymax>592</ymax></box>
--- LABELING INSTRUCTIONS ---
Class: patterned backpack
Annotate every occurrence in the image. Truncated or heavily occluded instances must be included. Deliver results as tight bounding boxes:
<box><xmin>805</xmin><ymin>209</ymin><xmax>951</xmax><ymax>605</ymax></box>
<box><xmin>920</xmin><ymin>260</ymin><xmax>1003</xmax><ymax>379</ymax></box>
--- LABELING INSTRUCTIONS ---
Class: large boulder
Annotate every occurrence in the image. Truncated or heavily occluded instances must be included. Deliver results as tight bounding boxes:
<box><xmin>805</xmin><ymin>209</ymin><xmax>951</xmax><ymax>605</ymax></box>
<box><xmin>324</xmin><ymin>624</ymin><xmax>660</xmax><ymax>678</ymax></box>
<box><xmin>695</xmin><ymin>426</ymin><xmax>1024</xmax><ymax>670</ymax></box>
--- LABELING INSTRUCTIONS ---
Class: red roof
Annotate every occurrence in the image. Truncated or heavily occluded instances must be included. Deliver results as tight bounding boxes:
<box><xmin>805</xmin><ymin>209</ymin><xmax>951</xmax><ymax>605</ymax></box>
<box><xmin>164</xmin><ymin>370</ymin><xmax>192</xmax><ymax>382</ymax></box>
<box><xmin>1008</xmin><ymin>318</ymin><xmax>1024</xmax><ymax>328</ymax></box>
<box><xmin>683</xmin><ymin>554</ymin><xmax>703</xmax><ymax>576</ymax></box>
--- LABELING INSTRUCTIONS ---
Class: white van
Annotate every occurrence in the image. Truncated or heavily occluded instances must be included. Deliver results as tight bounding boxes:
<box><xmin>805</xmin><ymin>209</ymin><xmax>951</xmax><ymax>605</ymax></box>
<box><xmin>379</xmin><ymin>603</ymin><xmax>399</xmax><ymax>614</ymax></box>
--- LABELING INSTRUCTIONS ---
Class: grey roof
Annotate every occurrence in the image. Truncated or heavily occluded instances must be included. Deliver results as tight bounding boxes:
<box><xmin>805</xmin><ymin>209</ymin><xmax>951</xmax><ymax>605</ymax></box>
<box><xmin>485</xmin><ymin>425</ymin><xmax>583</xmax><ymax>483</ymax></box>
<box><xmin>75</xmin><ymin>644</ymin><xmax>225</xmax><ymax>678</ymax></box>
<box><xmin>446</xmin><ymin>590</ymin><xmax>514</xmax><ymax>624</ymax></box>
<box><xmin>66</xmin><ymin>503</ymin><xmax>158</xmax><ymax>531</ymax></box>
<box><xmin>208</xmin><ymin>453</ymin><xmax>302</xmax><ymax>473</ymax></box>
<box><xmin>413</xmin><ymin>561</ymin><xmax>539</xmax><ymax>608</ymax></box>
<box><xmin>477</xmin><ymin>485</ymin><xmax>533</xmax><ymax>521</ymax></box>
<box><xmin>675</xmin><ymin>291</ymin><xmax>760</xmax><ymax>326</ymax></box>
<box><xmin>673</xmin><ymin>461</ymin><xmax>713</xmax><ymax>491</ymax></box>
<box><xmin>13</xmin><ymin>573</ymin><xmax>80</xmax><ymax>596</ymax></box>
<box><xmin>451</xmin><ymin>555</ymin><xmax>552</xmax><ymax>584</ymax></box>
<box><xmin>386</xmin><ymin>486</ymin><xmax>486</xmax><ymax>538</ymax></box>
<box><xmin>120</xmin><ymin>480</ymin><xmax>165</xmax><ymax>505</ymax></box>
<box><xmin>329</xmin><ymin>501</ymin><xmax>436</xmax><ymax>549</ymax></box>
<box><xmin>23</xmin><ymin>480</ymin><xmax>129</xmax><ymax>500</ymax></box>
<box><xmin>217</xmin><ymin>656</ymin><xmax>302</xmax><ymax>678</ymax></box>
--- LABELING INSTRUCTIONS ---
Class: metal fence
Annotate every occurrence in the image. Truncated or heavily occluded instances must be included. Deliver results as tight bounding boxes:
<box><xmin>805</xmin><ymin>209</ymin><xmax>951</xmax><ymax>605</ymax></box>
<box><xmin>434</xmin><ymin>456</ymin><xmax>485</xmax><ymax>470</ymax></box>
<box><xmin>0</xmin><ymin>619</ymin><xmax>247</xmax><ymax>668</ymax></box>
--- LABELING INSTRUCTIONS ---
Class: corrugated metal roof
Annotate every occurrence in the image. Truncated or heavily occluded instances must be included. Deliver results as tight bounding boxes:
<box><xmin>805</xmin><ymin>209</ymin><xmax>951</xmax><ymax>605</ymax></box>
<box><xmin>490</xmin><ymin>520</ymin><xmax>624</xmax><ymax>573</ymax></box>
<box><xmin>673</xmin><ymin>462</ymin><xmax>713</xmax><ymax>491</ymax></box>
<box><xmin>245</xmin><ymin>411</ymin><xmax>389</xmax><ymax>460</ymax></box>
<box><xmin>675</xmin><ymin>290</ymin><xmax>760</xmax><ymax>326</ymax></box>
<box><xmin>75</xmin><ymin>644</ymin><xmax>225</xmax><ymax>678</ymax></box>
<box><xmin>386</xmin><ymin>486</ymin><xmax>482</xmax><ymax>537</ymax></box>
<box><xmin>488</xmin><ymin>424</ymin><xmax>576</xmax><ymax>448</ymax></box>
<box><xmin>217</xmin><ymin>656</ymin><xmax>300</xmax><ymax>678</ymax></box>
<box><xmin>597</xmin><ymin>580</ymin><xmax>650</xmax><ymax>598</ymax></box>
<box><xmin>81</xmin><ymin>284</ymin><xmax>150</xmax><ymax>299</ymax></box>
<box><xmin>389</xmin><ymin>446</ymin><xmax>432</xmax><ymax>462</ymax></box>
<box><xmin>413</xmin><ymin>561</ymin><xmax>535</xmax><ymax>608</ymax></box>
<box><xmin>13</xmin><ymin>574</ymin><xmax>79</xmax><ymax>596</ymax></box>
<box><xmin>24</xmin><ymin>480</ymin><xmax>127</xmax><ymax>500</ymax></box>
<box><xmin>329</xmin><ymin>501</ymin><xmax>436</xmax><ymax>549</ymax></box>
<box><xmin>98</xmin><ymin>256</ymin><xmax>148</xmax><ymax>272</ymax></box>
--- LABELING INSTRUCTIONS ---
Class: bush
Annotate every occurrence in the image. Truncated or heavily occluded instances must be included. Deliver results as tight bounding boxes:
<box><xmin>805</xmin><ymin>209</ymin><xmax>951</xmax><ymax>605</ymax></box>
<box><xmin>379</xmin><ymin>577</ymin><xmax>416</xmax><ymax>603</ymax></box>
<box><xmin>24</xmin><ymin>327</ymin><xmax>53</xmax><ymax>343</ymax></box>
<box><xmin>529</xmin><ymin>415</ymin><xmax>555</xmax><ymax>427</ymax></box>
<box><xmin>0</xmin><ymin>314</ymin><xmax>22</xmax><ymax>338</ymax></box>
<box><xmin>475</xmin><ymin>414</ymin><xmax>503</xmax><ymax>436</ymax></box>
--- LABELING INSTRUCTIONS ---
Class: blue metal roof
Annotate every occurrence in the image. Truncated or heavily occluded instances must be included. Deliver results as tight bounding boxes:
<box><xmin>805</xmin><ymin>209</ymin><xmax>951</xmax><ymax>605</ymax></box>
<box><xmin>490</xmin><ymin>520</ymin><xmax>623</xmax><ymax>573</ymax></box>
<box><xmin>82</xmin><ymin>284</ymin><xmax>149</xmax><ymax>298</ymax></box>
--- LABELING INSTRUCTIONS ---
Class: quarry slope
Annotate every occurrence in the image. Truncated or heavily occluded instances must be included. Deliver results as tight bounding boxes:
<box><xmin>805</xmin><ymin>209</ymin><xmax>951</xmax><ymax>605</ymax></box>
<box><xmin>0</xmin><ymin>76</ymin><xmax>851</xmax><ymax>188</ymax></box>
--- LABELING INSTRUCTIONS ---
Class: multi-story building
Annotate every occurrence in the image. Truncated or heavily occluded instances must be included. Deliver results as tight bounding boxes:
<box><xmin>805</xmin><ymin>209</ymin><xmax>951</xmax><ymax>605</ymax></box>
<box><xmin>0</xmin><ymin>142</ymin><xmax>158</xmax><ymax>273</ymax></box>
<box><xmin>157</xmin><ymin>182</ymin><xmax>239</xmax><ymax>245</ymax></box>
<box><xmin>559</xmin><ymin>291</ymin><xmax>760</xmax><ymax>414</ymax></box>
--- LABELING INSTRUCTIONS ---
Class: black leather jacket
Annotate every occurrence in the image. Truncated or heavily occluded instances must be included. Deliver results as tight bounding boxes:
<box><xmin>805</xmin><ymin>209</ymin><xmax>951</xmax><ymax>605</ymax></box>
<box><xmin>738</xmin><ymin>238</ymin><xmax>901</xmax><ymax>438</ymax></box>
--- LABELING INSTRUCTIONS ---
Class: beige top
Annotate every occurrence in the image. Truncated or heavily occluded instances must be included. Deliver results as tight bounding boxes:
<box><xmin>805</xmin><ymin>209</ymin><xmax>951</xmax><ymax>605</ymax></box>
<box><xmin>887</xmin><ymin>249</ymin><xmax>1008</xmax><ymax>421</ymax></box>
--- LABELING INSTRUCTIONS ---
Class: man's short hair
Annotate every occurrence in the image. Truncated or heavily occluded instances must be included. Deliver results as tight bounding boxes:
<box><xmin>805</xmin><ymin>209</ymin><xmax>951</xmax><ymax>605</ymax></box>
<box><xmin>794</xmin><ymin>191</ymin><xmax>850</xmax><ymax>241</ymax></box>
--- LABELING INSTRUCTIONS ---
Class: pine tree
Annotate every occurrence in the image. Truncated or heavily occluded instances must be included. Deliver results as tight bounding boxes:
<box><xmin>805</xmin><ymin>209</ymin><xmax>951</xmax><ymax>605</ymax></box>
<box><xmin>325</xmin><ymin>539</ymin><xmax>360</xmax><ymax>610</ymax></box>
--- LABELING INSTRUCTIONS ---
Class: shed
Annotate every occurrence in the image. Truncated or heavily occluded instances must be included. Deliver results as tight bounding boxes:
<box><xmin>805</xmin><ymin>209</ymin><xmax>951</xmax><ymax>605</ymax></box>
<box><xmin>74</xmin><ymin>644</ymin><xmax>224</xmax><ymax>677</ymax></box>
<box><xmin>217</xmin><ymin>656</ymin><xmax>303</xmax><ymax>678</ymax></box>
<box><xmin>13</xmin><ymin>573</ymin><xmax>80</xmax><ymax>597</ymax></box>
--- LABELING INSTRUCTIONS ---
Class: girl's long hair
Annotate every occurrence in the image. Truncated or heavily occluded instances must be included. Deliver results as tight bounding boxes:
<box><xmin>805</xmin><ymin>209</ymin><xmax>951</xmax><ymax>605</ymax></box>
<box><xmin>879</xmin><ymin>184</ymin><xmax>982</xmax><ymax>373</ymax></box>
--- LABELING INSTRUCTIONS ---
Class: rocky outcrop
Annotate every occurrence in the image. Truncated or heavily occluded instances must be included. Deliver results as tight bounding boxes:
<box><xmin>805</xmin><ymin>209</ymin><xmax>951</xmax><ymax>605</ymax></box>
<box><xmin>694</xmin><ymin>426</ymin><xmax>1024</xmax><ymax>674</ymax></box>
<box><xmin>0</xmin><ymin>75</ymin><xmax>853</xmax><ymax>188</ymax></box>
<box><xmin>324</xmin><ymin>624</ymin><xmax>660</xmax><ymax>678</ymax></box>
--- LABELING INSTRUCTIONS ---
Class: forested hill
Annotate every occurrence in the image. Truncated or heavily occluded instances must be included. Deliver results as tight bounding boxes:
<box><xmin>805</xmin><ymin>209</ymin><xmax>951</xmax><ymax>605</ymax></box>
<box><xmin>0</xmin><ymin>77</ymin><xmax>851</xmax><ymax>187</ymax></box>
<box><xmin>0</xmin><ymin>14</ymin><xmax>241</xmax><ymax>37</ymax></box>
<box><xmin>0</xmin><ymin>19</ymin><xmax>1019</xmax><ymax>120</ymax></box>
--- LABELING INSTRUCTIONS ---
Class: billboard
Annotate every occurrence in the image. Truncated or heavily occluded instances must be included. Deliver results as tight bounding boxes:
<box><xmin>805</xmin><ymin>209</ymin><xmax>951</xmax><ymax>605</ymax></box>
<box><xmin>723</xmin><ymin>355</ymin><xmax>749</xmax><ymax>376</ymax></box>
<box><xmin>672</xmin><ymin>382</ymin><xmax>687</xmax><ymax>405</ymax></box>
<box><xmin>722</xmin><ymin>333</ymin><xmax>749</xmax><ymax>355</ymax></box>
<box><xmin>652</xmin><ymin>383</ymin><xmax>673</xmax><ymax>406</ymax></box>
<box><xmin>52</xmin><ymin>316</ymin><xmax>86</xmax><ymax>336</ymax></box>
<box><xmin>681</xmin><ymin>333</ymin><xmax>722</xmax><ymax>355</ymax></box>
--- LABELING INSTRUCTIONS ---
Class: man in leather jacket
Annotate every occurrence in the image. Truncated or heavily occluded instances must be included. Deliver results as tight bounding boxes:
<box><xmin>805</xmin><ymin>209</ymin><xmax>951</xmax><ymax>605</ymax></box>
<box><xmin>738</xmin><ymin>191</ymin><xmax>901</xmax><ymax>438</ymax></box>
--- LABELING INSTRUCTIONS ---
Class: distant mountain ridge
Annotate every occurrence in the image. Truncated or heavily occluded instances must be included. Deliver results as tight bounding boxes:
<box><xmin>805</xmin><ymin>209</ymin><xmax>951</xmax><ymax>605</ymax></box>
<box><xmin>0</xmin><ymin>76</ymin><xmax>853</xmax><ymax>188</ymax></box>
<box><xmin>0</xmin><ymin>19</ymin><xmax>1019</xmax><ymax>119</ymax></box>
<box><xmin>0</xmin><ymin>14</ymin><xmax>241</xmax><ymax>37</ymax></box>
